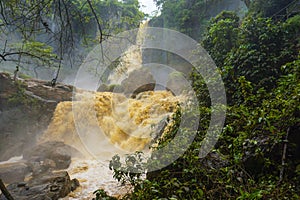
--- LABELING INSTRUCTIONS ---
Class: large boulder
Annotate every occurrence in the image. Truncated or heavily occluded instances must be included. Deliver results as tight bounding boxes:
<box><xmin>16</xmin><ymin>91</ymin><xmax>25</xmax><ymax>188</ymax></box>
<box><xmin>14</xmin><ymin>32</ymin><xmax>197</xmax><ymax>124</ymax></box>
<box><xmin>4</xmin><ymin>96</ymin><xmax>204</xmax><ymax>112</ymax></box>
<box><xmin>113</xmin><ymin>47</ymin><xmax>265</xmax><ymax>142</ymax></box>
<box><xmin>121</xmin><ymin>68</ymin><xmax>155</xmax><ymax>98</ymax></box>
<box><xmin>0</xmin><ymin>171</ymin><xmax>79</xmax><ymax>200</ymax></box>
<box><xmin>97</xmin><ymin>83</ymin><xmax>124</xmax><ymax>93</ymax></box>
<box><xmin>23</xmin><ymin>141</ymin><xmax>82</xmax><ymax>170</ymax></box>
<box><xmin>198</xmin><ymin>151</ymin><xmax>229</xmax><ymax>169</ymax></box>
<box><xmin>166</xmin><ymin>71</ymin><xmax>188</xmax><ymax>95</ymax></box>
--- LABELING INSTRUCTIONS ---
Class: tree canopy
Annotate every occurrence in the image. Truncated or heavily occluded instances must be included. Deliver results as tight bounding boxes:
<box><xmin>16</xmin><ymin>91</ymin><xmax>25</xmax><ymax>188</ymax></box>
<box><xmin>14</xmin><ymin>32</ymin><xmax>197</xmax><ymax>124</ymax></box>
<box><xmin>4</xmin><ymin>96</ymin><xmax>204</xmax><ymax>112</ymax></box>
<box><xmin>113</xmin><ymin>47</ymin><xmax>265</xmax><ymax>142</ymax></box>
<box><xmin>0</xmin><ymin>0</ymin><xmax>144</xmax><ymax>79</ymax></box>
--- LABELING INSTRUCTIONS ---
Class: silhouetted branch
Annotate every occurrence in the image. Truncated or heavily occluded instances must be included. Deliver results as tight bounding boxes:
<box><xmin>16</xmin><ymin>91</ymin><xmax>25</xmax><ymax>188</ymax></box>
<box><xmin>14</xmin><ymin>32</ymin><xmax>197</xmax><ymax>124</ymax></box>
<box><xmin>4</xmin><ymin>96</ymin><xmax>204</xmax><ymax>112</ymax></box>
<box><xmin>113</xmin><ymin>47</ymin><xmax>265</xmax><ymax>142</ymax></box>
<box><xmin>86</xmin><ymin>0</ymin><xmax>103</xmax><ymax>43</ymax></box>
<box><xmin>0</xmin><ymin>51</ymin><xmax>50</xmax><ymax>62</ymax></box>
<box><xmin>0</xmin><ymin>179</ymin><xmax>14</xmax><ymax>200</ymax></box>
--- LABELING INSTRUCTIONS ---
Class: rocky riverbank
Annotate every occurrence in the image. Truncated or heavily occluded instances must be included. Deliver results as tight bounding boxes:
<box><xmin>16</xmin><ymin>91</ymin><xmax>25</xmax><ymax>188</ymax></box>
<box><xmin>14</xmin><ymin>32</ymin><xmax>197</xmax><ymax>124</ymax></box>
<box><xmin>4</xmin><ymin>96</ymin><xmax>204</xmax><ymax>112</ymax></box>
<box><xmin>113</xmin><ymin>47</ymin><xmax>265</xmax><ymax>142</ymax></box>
<box><xmin>0</xmin><ymin>141</ymin><xmax>81</xmax><ymax>199</ymax></box>
<box><xmin>0</xmin><ymin>73</ymin><xmax>78</xmax><ymax>199</ymax></box>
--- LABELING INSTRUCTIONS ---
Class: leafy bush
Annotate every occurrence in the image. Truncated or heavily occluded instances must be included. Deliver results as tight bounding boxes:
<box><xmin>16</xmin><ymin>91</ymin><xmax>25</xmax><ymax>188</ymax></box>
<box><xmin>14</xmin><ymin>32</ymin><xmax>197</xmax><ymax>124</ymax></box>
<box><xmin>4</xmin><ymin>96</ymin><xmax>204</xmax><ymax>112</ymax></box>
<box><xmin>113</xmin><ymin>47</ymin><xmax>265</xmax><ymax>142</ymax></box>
<box><xmin>93</xmin><ymin>189</ymin><xmax>117</xmax><ymax>200</ymax></box>
<box><xmin>94</xmin><ymin>11</ymin><xmax>300</xmax><ymax>200</ymax></box>
<box><xmin>203</xmin><ymin>13</ymin><xmax>300</xmax><ymax>104</ymax></box>
<box><xmin>202</xmin><ymin>11</ymin><xmax>239</xmax><ymax>68</ymax></box>
<box><xmin>109</xmin><ymin>152</ymin><xmax>145</xmax><ymax>186</ymax></box>
<box><xmin>8</xmin><ymin>80</ymin><xmax>37</xmax><ymax>106</ymax></box>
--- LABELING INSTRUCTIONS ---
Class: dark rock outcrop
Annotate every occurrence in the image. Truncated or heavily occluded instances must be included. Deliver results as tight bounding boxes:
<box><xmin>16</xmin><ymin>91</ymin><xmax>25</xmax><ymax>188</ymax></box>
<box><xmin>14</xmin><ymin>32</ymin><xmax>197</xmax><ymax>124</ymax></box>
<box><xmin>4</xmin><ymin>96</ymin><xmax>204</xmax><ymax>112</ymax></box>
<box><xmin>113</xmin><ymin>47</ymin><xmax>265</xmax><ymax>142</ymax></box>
<box><xmin>166</xmin><ymin>71</ymin><xmax>187</xmax><ymax>95</ymax></box>
<box><xmin>0</xmin><ymin>73</ymin><xmax>81</xmax><ymax>199</ymax></box>
<box><xmin>121</xmin><ymin>68</ymin><xmax>155</xmax><ymax>98</ymax></box>
<box><xmin>97</xmin><ymin>83</ymin><xmax>124</xmax><ymax>93</ymax></box>
<box><xmin>24</xmin><ymin>141</ymin><xmax>82</xmax><ymax>171</ymax></box>
<box><xmin>0</xmin><ymin>171</ymin><xmax>79</xmax><ymax>200</ymax></box>
<box><xmin>24</xmin><ymin>79</ymin><xmax>73</xmax><ymax>102</ymax></box>
<box><xmin>198</xmin><ymin>151</ymin><xmax>229</xmax><ymax>169</ymax></box>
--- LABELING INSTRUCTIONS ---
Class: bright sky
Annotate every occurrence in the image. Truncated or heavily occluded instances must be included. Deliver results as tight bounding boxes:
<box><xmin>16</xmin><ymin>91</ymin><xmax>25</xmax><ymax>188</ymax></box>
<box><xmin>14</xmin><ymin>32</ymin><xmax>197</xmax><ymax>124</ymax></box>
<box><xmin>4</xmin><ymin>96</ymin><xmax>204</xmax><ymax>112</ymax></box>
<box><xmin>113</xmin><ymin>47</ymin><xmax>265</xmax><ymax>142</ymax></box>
<box><xmin>139</xmin><ymin>0</ymin><xmax>158</xmax><ymax>15</ymax></box>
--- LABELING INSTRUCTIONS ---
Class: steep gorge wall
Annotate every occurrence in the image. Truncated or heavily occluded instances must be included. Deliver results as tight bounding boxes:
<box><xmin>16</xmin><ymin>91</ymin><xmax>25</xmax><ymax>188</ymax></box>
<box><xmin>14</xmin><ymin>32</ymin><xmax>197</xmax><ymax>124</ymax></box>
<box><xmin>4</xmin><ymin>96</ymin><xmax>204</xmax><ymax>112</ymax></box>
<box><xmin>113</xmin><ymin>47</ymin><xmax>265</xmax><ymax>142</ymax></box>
<box><xmin>0</xmin><ymin>73</ymin><xmax>73</xmax><ymax>161</ymax></box>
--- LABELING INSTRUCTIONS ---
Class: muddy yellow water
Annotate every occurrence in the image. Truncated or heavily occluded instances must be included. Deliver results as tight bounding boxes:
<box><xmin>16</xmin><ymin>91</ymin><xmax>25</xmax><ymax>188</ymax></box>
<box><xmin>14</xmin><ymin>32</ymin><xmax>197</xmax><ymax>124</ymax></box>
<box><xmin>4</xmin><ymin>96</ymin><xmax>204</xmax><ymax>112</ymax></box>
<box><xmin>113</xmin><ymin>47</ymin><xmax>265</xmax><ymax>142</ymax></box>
<box><xmin>41</xmin><ymin>90</ymin><xmax>179</xmax><ymax>154</ymax></box>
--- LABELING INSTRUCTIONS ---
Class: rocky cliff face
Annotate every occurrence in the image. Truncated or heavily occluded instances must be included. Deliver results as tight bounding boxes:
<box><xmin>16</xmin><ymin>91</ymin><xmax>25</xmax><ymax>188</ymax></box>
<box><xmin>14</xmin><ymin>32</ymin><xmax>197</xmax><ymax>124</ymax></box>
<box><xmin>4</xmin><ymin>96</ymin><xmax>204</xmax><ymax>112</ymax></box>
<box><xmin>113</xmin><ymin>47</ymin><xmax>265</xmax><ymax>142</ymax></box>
<box><xmin>0</xmin><ymin>73</ymin><xmax>74</xmax><ymax>161</ymax></box>
<box><xmin>0</xmin><ymin>73</ymin><xmax>80</xmax><ymax>199</ymax></box>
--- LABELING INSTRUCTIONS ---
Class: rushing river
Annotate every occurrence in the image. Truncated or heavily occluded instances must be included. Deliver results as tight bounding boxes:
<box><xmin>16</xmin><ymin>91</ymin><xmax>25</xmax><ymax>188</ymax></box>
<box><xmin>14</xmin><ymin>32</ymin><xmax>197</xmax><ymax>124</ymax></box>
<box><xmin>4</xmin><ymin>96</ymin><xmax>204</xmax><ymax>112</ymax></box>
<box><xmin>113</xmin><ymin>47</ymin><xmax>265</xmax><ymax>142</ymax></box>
<box><xmin>38</xmin><ymin>90</ymin><xmax>181</xmax><ymax>199</ymax></box>
<box><xmin>61</xmin><ymin>158</ymin><xmax>131</xmax><ymax>199</ymax></box>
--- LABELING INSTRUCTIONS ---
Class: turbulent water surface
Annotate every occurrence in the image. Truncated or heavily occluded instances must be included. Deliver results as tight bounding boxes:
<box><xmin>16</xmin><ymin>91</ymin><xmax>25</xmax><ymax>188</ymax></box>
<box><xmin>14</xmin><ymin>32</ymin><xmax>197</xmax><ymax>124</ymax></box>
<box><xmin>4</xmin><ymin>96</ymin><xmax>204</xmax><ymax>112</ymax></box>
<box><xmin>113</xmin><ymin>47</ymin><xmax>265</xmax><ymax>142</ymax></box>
<box><xmin>39</xmin><ymin>90</ymin><xmax>181</xmax><ymax>199</ymax></box>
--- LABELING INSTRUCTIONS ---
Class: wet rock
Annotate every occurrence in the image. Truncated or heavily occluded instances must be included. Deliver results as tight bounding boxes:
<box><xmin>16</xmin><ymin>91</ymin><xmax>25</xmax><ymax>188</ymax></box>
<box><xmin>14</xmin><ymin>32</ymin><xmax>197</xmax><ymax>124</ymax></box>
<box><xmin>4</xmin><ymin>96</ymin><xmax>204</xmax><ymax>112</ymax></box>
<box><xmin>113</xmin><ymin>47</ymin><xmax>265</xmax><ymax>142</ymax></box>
<box><xmin>97</xmin><ymin>84</ymin><xmax>124</xmax><ymax>93</ymax></box>
<box><xmin>0</xmin><ymin>140</ymin><xmax>27</xmax><ymax>162</ymax></box>
<box><xmin>71</xmin><ymin>178</ymin><xmax>80</xmax><ymax>191</ymax></box>
<box><xmin>28</xmin><ymin>159</ymin><xmax>57</xmax><ymax>176</ymax></box>
<box><xmin>0</xmin><ymin>171</ymin><xmax>79</xmax><ymax>200</ymax></box>
<box><xmin>24</xmin><ymin>79</ymin><xmax>73</xmax><ymax>102</ymax></box>
<box><xmin>199</xmin><ymin>151</ymin><xmax>229</xmax><ymax>169</ymax></box>
<box><xmin>121</xmin><ymin>68</ymin><xmax>155</xmax><ymax>98</ymax></box>
<box><xmin>97</xmin><ymin>84</ymin><xmax>110</xmax><ymax>92</ymax></box>
<box><xmin>166</xmin><ymin>71</ymin><xmax>187</xmax><ymax>95</ymax></box>
<box><xmin>24</xmin><ymin>141</ymin><xmax>82</xmax><ymax>170</ymax></box>
<box><xmin>150</xmin><ymin>116</ymin><xmax>170</xmax><ymax>143</ymax></box>
<box><xmin>0</xmin><ymin>162</ymin><xmax>31</xmax><ymax>184</ymax></box>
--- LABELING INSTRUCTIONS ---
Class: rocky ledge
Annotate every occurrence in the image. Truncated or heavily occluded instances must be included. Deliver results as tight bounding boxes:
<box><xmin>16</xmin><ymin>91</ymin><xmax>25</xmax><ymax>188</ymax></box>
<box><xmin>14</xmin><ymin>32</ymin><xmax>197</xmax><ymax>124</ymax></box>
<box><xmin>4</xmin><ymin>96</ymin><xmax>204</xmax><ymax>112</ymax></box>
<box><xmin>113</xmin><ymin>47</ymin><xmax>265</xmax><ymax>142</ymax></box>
<box><xmin>0</xmin><ymin>171</ymin><xmax>79</xmax><ymax>200</ymax></box>
<box><xmin>0</xmin><ymin>73</ymin><xmax>80</xmax><ymax>199</ymax></box>
<box><xmin>0</xmin><ymin>73</ymin><xmax>74</xmax><ymax>161</ymax></box>
<box><xmin>0</xmin><ymin>141</ymin><xmax>81</xmax><ymax>200</ymax></box>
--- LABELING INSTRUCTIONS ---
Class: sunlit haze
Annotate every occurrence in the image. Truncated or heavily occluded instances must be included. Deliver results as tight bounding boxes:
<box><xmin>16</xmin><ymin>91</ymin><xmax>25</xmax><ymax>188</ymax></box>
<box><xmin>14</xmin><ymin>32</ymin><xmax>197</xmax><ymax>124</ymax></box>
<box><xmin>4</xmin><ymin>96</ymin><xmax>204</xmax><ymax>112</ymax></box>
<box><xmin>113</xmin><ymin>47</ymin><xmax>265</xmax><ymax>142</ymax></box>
<box><xmin>139</xmin><ymin>0</ymin><xmax>158</xmax><ymax>15</ymax></box>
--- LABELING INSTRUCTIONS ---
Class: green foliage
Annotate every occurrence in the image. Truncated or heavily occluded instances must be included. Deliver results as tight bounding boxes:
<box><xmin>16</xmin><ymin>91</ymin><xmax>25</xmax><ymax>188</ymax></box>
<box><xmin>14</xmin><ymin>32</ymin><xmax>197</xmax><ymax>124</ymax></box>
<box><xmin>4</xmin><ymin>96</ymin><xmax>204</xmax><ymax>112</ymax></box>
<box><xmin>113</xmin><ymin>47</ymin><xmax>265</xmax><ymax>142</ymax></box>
<box><xmin>93</xmin><ymin>189</ymin><xmax>117</xmax><ymax>200</ymax></box>
<box><xmin>283</xmin><ymin>15</ymin><xmax>300</xmax><ymax>54</ymax></box>
<box><xmin>247</xmin><ymin>0</ymin><xmax>295</xmax><ymax>18</ymax></box>
<box><xmin>91</xmin><ymin>4</ymin><xmax>300</xmax><ymax>200</ymax></box>
<box><xmin>150</xmin><ymin>0</ymin><xmax>210</xmax><ymax>40</ymax></box>
<box><xmin>203</xmin><ymin>11</ymin><xmax>240</xmax><ymax>67</ymax></box>
<box><xmin>8</xmin><ymin>80</ymin><xmax>37</xmax><ymax>106</ymax></box>
<box><xmin>222</xmin><ymin>56</ymin><xmax>299</xmax><ymax>196</ymax></box>
<box><xmin>109</xmin><ymin>152</ymin><xmax>145</xmax><ymax>186</ymax></box>
<box><xmin>226</xmin><ymin>17</ymin><xmax>288</xmax><ymax>88</ymax></box>
<box><xmin>16</xmin><ymin>40</ymin><xmax>58</xmax><ymax>67</ymax></box>
<box><xmin>203</xmin><ymin>13</ymin><xmax>300</xmax><ymax>103</ymax></box>
<box><xmin>0</xmin><ymin>0</ymin><xmax>145</xmax><ymax>75</ymax></box>
<box><xmin>285</xmin><ymin>14</ymin><xmax>300</xmax><ymax>32</ymax></box>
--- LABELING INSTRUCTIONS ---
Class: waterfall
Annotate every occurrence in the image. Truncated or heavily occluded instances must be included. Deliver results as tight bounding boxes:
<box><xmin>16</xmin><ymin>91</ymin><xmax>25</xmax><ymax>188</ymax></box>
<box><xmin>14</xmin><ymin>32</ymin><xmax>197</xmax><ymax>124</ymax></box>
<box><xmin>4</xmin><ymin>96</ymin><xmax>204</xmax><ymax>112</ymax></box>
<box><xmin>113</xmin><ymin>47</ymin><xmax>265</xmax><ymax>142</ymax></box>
<box><xmin>39</xmin><ymin>91</ymin><xmax>180</xmax><ymax>199</ymax></box>
<box><xmin>107</xmin><ymin>21</ymin><xmax>149</xmax><ymax>84</ymax></box>
<box><xmin>41</xmin><ymin>91</ymin><xmax>179</xmax><ymax>154</ymax></box>
<box><xmin>38</xmin><ymin>20</ymin><xmax>188</xmax><ymax>199</ymax></box>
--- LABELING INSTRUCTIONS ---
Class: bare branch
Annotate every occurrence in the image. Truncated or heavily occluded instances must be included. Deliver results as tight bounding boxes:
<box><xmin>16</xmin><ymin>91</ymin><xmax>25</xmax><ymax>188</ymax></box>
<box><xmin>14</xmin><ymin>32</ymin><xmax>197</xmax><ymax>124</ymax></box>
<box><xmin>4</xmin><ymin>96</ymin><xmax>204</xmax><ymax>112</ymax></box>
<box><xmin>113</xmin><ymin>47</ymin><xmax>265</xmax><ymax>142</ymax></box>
<box><xmin>0</xmin><ymin>51</ymin><xmax>56</xmax><ymax>63</ymax></box>
<box><xmin>86</xmin><ymin>0</ymin><xmax>103</xmax><ymax>43</ymax></box>
<box><xmin>279</xmin><ymin>127</ymin><xmax>290</xmax><ymax>183</ymax></box>
<box><xmin>0</xmin><ymin>179</ymin><xmax>14</xmax><ymax>200</ymax></box>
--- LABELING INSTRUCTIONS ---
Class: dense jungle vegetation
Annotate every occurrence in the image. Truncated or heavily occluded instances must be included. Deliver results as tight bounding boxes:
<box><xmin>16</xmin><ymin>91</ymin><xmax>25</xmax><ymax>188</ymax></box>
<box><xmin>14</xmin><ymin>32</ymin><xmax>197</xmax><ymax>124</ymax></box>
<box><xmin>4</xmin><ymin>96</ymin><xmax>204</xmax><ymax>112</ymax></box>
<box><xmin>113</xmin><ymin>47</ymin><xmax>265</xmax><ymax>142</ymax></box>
<box><xmin>0</xmin><ymin>0</ymin><xmax>299</xmax><ymax>199</ymax></box>
<box><xmin>106</xmin><ymin>0</ymin><xmax>300</xmax><ymax>199</ymax></box>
